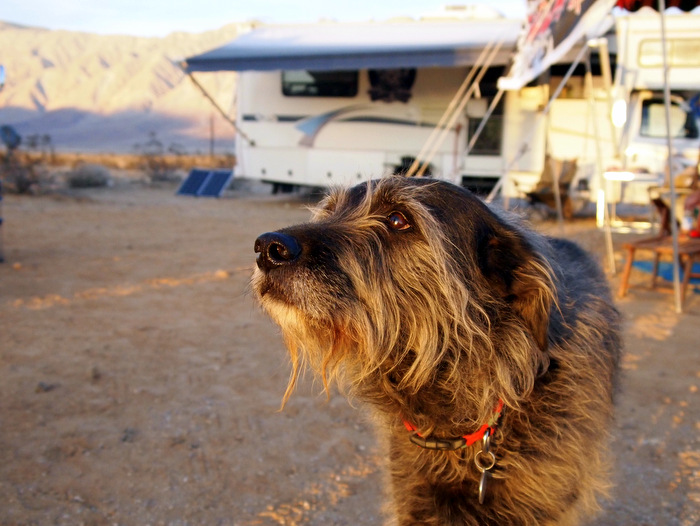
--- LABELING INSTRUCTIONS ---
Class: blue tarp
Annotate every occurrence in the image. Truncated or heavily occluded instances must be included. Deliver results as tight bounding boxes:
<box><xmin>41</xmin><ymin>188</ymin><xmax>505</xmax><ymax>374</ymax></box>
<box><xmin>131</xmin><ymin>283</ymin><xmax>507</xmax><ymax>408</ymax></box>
<box><xmin>632</xmin><ymin>261</ymin><xmax>700</xmax><ymax>293</ymax></box>
<box><xmin>181</xmin><ymin>19</ymin><xmax>522</xmax><ymax>72</ymax></box>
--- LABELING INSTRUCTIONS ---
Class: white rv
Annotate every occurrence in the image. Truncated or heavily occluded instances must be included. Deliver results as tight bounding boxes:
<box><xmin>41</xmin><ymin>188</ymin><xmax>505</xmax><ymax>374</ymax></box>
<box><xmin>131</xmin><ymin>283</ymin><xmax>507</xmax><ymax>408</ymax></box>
<box><xmin>183</xmin><ymin>13</ymin><xmax>700</xmax><ymax>203</ymax></box>
<box><xmin>183</xmin><ymin>17</ymin><xmax>523</xmax><ymax>192</ymax></box>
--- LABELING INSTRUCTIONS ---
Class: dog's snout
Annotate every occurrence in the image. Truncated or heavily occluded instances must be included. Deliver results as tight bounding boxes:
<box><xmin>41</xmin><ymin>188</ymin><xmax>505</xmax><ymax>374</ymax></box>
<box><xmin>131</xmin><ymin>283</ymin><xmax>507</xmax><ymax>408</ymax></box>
<box><xmin>254</xmin><ymin>232</ymin><xmax>302</xmax><ymax>271</ymax></box>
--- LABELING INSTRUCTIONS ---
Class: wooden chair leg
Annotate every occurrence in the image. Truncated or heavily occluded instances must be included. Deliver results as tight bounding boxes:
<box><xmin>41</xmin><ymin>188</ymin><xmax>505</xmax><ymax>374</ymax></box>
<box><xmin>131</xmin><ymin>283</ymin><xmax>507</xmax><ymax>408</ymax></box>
<box><xmin>681</xmin><ymin>256</ymin><xmax>693</xmax><ymax>306</ymax></box>
<box><xmin>619</xmin><ymin>248</ymin><xmax>635</xmax><ymax>297</ymax></box>
<box><xmin>651</xmin><ymin>252</ymin><xmax>661</xmax><ymax>290</ymax></box>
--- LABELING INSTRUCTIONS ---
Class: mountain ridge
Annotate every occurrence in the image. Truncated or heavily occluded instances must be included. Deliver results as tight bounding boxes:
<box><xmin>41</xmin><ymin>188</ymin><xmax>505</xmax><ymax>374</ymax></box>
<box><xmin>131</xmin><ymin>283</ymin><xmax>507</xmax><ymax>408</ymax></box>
<box><xmin>0</xmin><ymin>20</ymin><xmax>254</xmax><ymax>154</ymax></box>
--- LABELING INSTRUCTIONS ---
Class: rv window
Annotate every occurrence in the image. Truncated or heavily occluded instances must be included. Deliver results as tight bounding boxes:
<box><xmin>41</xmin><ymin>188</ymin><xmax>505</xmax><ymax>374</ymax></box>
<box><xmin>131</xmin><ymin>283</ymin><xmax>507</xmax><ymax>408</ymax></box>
<box><xmin>469</xmin><ymin>116</ymin><xmax>503</xmax><ymax>156</ymax></box>
<box><xmin>282</xmin><ymin>70</ymin><xmax>358</xmax><ymax>97</ymax></box>
<box><xmin>640</xmin><ymin>99</ymin><xmax>698</xmax><ymax>139</ymax></box>
<box><xmin>468</xmin><ymin>96</ymin><xmax>504</xmax><ymax>156</ymax></box>
<box><xmin>638</xmin><ymin>39</ymin><xmax>700</xmax><ymax>68</ymax></box>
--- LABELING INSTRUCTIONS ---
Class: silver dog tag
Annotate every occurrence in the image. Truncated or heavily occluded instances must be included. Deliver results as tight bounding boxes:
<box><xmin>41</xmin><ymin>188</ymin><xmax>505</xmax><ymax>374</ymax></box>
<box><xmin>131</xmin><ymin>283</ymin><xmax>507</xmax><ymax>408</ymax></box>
<box><xmin>478</xmin><ymin>470</ymin><xmax>490</xmax><ymax>505</ymax></box>
<box><xmin>474</xmin><ymin>429</ymin><xmax>496</xmax><ymax>505</ymax></box>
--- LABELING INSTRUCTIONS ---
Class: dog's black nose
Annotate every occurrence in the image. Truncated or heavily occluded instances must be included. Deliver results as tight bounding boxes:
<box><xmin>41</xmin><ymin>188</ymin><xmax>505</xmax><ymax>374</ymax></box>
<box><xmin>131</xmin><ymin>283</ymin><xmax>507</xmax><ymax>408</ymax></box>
<box><xmin>254</xmin><ymin>232</ymin><xmax>302</xmax><ymax>271</ymax></box>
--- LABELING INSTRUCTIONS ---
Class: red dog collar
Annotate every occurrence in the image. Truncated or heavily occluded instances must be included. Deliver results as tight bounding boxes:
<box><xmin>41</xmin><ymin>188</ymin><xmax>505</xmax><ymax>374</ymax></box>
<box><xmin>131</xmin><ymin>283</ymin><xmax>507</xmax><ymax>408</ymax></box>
<box><xmin>403</xmin><ymin>399</ymin><xmax>504</xmax><ymax>451</ymax></box>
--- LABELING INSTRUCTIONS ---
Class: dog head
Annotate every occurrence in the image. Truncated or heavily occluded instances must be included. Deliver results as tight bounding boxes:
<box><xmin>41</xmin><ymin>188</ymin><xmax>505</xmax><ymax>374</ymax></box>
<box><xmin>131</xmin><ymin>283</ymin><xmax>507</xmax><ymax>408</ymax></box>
<box><xmin>253</xmin><ymin>177</ymin><xmax>554</xmax><ymax>419</ymax></box>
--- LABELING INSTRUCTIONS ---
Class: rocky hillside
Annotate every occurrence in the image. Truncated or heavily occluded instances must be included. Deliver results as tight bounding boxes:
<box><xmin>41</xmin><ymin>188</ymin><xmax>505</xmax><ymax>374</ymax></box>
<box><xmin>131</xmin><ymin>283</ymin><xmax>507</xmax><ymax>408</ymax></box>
<box><xmin>0</xmin><ymin>21</ymin><xmax>255</xmax><ymax>154</ymax></box>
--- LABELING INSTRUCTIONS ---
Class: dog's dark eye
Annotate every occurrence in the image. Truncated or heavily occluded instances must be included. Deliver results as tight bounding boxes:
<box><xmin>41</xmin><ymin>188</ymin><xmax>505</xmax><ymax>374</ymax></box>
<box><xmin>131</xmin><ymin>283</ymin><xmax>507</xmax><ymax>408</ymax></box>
<box><xmin>387</xmin><ymin>211</ymin><xmax>411</xmax><ymax>231</ymax></box>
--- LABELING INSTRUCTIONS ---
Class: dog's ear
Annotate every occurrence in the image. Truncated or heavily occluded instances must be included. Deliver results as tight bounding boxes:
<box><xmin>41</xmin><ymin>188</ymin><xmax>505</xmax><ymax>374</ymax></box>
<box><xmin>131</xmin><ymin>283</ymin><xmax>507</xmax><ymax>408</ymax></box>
<box><xmin>509</xmin><ymin>262</ymin><xmax>552</xmax><ymax>353</ymax></box>
<box><xmin>476</xmin><ymin>223</ymin><xmax>553</xmax><ymax>352</ymax></box>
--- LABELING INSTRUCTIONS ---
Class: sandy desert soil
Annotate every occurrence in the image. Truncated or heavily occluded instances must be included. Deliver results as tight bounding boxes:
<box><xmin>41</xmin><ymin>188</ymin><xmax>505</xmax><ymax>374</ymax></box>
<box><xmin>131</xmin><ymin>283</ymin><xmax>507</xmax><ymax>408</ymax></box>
<box><xmin>1</xmin><ymin>180</ymin><xmax>699</xmax><ymax>525</ymax></box>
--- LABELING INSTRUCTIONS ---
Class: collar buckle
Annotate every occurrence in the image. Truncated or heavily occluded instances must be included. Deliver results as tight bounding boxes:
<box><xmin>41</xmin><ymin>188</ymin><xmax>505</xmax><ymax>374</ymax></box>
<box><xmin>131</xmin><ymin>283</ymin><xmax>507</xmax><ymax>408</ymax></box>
<box><xmin>408</xmin><ymin>433</ymin><xmax>467</xmax><ymax>451</ymax></box>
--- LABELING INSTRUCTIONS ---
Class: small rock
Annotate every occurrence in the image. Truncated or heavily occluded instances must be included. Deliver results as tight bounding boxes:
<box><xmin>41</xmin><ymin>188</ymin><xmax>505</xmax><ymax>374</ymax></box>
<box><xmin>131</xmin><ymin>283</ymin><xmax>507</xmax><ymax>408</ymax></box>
<box><xmin>36</xmin><ymin>382</ymin><xmax>58</xmax><ymax>393</ymax></box>
<box><xmin>121</xmin><ymin>427</ymin><xmax>138</xmax><ymax>443</ymax></box>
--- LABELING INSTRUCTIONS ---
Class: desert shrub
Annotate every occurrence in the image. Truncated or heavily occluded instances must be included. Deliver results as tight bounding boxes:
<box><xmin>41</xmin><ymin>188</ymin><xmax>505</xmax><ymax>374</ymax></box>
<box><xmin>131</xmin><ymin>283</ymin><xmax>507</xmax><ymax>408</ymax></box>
<box><xmin>133</xmin><ymin>131</ymin><xmax>180</xmax><ymax>183</ymax></box>
<box><xmin>67</xmin><ymin>163</ymin><xmax>112</xmax><ymax>188</ymax></box>
<box><xmin>0</xmin><ymin>152</ymin><xmax>40</xmax><ymax>194</ymax></box>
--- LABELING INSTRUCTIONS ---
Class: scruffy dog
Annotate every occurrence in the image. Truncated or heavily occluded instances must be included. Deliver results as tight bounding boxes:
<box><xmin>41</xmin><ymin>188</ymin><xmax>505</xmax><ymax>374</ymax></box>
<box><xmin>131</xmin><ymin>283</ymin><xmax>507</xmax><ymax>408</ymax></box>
<box><xmin>252</xmin><ymin>176</ymin><xmax>621</xmax><ymax>525</ymax></box>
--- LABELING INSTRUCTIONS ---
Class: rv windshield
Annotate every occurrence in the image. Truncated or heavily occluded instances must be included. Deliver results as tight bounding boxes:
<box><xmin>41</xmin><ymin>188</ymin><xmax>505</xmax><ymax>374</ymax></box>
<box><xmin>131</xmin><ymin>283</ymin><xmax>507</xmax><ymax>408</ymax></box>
<box><xmin>282</xmin><ymin>70</ymin><xmax>358</xmax><ymax>97</ymax></box>
<box><xmin>640</xmin><ymin>98</ymin><xmax>699</xmax><ymax>139</ymax></box>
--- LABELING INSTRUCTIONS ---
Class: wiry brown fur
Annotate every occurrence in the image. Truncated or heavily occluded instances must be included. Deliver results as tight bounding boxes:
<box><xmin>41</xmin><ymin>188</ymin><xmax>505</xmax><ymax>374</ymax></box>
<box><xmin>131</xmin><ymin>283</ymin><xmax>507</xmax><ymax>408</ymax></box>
<box><xmin>252</xmin><ymin>176</ymin><xmax>621</xmax><ymax>525</ymax></box>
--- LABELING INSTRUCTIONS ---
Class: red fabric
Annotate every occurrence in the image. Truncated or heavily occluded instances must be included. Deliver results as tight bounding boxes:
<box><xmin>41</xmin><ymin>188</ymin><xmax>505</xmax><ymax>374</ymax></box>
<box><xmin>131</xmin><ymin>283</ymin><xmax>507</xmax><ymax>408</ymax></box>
<box><xmin>616</xmin><ymin>0</ymin><xmax>700</xmax><ymax>11</ymax></box>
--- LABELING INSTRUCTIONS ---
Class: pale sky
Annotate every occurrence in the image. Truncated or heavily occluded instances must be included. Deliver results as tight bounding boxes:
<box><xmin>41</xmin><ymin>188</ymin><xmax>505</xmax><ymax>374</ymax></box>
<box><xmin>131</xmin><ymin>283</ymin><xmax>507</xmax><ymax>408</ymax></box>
<box><xmin>0</xmin><ymin>0</ymin><xmax>527</xmax><ymax>37</ymax></box>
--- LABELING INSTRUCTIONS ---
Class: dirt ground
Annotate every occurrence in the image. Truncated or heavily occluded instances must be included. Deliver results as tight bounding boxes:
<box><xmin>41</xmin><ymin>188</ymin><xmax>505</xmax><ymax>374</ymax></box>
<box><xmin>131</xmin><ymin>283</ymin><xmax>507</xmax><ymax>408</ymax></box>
<box><xmin>1</xmin><ymin>179</ymin><xmax>699</xmax><ymax>526</ymax></box>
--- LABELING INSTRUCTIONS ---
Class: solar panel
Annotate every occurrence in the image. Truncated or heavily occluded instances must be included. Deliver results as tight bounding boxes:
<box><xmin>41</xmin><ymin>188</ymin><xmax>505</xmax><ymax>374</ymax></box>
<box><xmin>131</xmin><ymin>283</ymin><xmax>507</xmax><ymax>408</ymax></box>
<box><xmin>177</xmin><ymin>168</ymin><xmax>233</xmax><ymax>198</ymax></box>
<box><xmin>198</xmin><ymin>170</ymin><xmax>234</xmax><ymax>197</ymax></box>
<box><xmin>177</xmin><ymin>169</ymin><xmax>210</xmax><ymax>196</ymax></box>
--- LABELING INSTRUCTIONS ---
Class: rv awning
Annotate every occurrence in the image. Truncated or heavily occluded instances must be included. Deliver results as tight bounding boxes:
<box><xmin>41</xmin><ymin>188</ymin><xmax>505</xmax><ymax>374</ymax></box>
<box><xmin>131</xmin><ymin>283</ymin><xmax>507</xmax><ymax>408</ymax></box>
<box><xmin>181</xmin><ymin>20</ymin><xmax>523</xmax><ymax>72</ymax></box>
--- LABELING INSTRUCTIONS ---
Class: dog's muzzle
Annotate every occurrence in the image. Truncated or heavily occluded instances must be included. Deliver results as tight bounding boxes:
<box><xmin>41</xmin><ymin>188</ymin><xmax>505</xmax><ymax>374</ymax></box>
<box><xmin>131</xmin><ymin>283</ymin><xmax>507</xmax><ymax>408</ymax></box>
<box><xmin>254</xmin><ymin>232</ymin><xmax>302</xmax><ymax>272</ymax></box>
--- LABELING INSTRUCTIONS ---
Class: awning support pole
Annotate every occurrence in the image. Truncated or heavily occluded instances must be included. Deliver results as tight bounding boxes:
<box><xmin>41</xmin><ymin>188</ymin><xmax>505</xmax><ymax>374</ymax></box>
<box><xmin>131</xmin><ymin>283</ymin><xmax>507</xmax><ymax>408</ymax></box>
<box><xmin>658</xmin><ymin>0</ymin><xmax>683</xmax><ymax>313</ymax></box>
<box><xmin>416</xmin><ymin>39</ymin><xmax>505</xmax><ymax>177</ymax></box>
<box><xmin>405</xmin><ymin>42</ymin><xmax>494</xmax><ymax>177</ymax></box>
<box><xmin>582</xmin><ymin>48</ymin><xmax>616</xmax><ymax>273</ymax></box>
<box><xmin>407</xmin><ymin>38</ymin><xmax>505</xmax><ymax>178</ymax></box>
<box><xmin>181</xmin><ymin>67</ymin><xmax>256</xmax><ymax>147</ymax></box>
